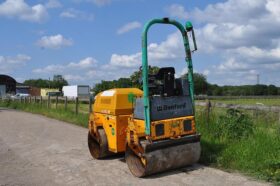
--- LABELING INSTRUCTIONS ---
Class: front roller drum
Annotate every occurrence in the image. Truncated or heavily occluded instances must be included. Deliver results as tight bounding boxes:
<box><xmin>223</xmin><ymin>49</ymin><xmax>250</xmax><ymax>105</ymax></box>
<box><xmin>88</xmin><ymin>129</ymin><xmax>111</xmax><ymax>159</ymax></box>
<box><xmin>125</xmin><ymin>136</ymin><xmax>201</xmax><ymax>177</ymax></box>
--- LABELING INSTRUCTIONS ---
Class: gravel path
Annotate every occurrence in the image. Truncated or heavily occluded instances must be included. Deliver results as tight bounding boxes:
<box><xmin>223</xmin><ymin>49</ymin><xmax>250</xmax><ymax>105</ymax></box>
<box><xmin>0</xmin><ymin>109</ymin><xmax>271</xmax><ymax>186</ymax></box>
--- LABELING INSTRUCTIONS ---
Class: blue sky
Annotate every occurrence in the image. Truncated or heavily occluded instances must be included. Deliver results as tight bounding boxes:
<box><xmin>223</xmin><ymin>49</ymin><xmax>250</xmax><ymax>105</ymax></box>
<box><xmin>1</xmin><ymin>0</ymin><xmax>280</xmax><ymax>86</ymax></box>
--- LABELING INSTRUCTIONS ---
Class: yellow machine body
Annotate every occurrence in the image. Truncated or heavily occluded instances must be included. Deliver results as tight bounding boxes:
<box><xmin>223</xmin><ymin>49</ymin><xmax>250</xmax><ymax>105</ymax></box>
<box><xmin>89</xmin><ymin>88</ymin><xmax>198</xmax><ymax>153</ymax></box>
<box><xmin>88</xmin><ymin>88</ymin><xmax>143</xmax><ymax>153</ymax></box>
<box><xmin>127</xmin><ymin>115</ymin><xmax>196</xmax><ymax>143</ymax></box>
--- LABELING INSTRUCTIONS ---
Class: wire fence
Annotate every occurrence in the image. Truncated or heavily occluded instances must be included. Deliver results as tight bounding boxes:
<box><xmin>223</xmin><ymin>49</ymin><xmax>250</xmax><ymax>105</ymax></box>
<box><xmin>1</xmin><ymin>95</ymin><xmax>280</xmax><ymax>119</ymax></box>
<box><xmin>0</xmin><ymin>96</ymin><xmax>92</xmax><ymax>114</ymax></box>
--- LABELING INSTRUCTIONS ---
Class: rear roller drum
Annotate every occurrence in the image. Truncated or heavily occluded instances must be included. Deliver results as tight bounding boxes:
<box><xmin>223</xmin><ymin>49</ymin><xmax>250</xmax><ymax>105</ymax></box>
<box><xmin>88</xmin><ymin>129</ymin><xmax>111</xmax><ymax>159</ymax></box>
<box><xmin>125</xmin><ymin>146</ymin><xmax>147</xmax><ymax>177</ymax></box>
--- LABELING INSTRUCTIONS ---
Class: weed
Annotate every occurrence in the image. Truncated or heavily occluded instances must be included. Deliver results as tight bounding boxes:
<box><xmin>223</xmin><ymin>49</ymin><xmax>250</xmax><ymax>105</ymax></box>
<box><xmin>216</xmin><ymin>109</ymin><xmax>254</xmax><ymax>140</ymax></box>
<box><xmin>196</xmin><ymin>108</ymin><xmax>280</xmax><ymax>184</ymax></box>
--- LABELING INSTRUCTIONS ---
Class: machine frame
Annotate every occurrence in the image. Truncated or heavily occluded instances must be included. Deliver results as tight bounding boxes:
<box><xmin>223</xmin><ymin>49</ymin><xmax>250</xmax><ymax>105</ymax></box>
<box><xmin>141</xmin><ymin>18</ymin><xmax>197</xmax><ymax>135</ymax></box>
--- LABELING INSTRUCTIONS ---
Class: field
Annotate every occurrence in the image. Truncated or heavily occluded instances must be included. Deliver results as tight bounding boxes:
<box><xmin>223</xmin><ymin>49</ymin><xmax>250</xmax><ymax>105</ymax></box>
<box><xmin>0</xmin><ymin>98</ymin><xmax>279</xmax><ymax>184</ymax></box>
<box><xmin>202</xmin><ymin>98</ymin><xmax>280</xmax><ymax>106</ymax></box>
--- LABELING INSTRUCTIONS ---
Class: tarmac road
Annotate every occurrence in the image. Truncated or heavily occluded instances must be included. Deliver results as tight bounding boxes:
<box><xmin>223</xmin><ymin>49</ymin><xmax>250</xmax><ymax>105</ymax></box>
<box><xmin>0</xmin><ymin>108</ymin><xmax>271</xmax><ymax>186</ymax></box>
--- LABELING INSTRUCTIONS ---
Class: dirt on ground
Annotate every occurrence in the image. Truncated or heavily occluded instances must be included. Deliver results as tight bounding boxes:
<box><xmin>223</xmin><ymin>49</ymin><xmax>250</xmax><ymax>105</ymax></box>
<box><xmin>0</xmin><ymin>109</ymin><xmax>271</xmax><ymax>186</ymax></box>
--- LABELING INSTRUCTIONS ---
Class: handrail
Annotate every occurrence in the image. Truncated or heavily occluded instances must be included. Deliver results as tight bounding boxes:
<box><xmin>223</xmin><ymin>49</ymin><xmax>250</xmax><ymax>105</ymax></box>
<box><xmin>141</xmin><ymin>18</ymin><xmax>196</xmax><ymax>135</ymax></box>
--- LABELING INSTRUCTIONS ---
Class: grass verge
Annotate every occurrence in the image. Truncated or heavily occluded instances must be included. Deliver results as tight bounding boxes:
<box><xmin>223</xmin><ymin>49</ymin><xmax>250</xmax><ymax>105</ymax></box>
<box><xmin>0</xmin><ymin>100</ymin><xmax>88</xmax><ymax>128</ymax></box>
<box><xmin>196</xmin><ymin>107</ymin><xmax>280</xmax><ymax>184</ymax></box>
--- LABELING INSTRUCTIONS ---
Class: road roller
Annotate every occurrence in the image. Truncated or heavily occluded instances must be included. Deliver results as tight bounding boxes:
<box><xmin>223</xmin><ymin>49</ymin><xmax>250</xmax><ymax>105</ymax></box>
<box><xmin>88</xmin><ymin>18</ymin><xmax>201</xmax><ymax>177</ymax></box>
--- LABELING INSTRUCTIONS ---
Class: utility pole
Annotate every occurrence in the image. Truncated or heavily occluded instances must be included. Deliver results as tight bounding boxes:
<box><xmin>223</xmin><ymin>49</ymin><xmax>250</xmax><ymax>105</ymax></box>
<box><xmin>257</xmin><ymin>74</ymin><xmax>260</xmax><ymax>85</ymax></box>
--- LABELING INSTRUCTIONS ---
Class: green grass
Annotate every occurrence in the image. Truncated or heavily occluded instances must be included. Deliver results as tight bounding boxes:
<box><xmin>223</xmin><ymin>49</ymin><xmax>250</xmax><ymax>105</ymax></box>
<box><xmin>200</xmin><ymin>98</ymin><xmax>280</xmax><ymax>106</ymax></box>
<box><xmin>196</xmin><ymin>107</ymin><xmax>280</xmax><ymax>184</ymax></box>
<box><xmin>44</xmin><ymin>99</ymin><xmax>90</xmax><ymax>114</ymax></box>
<box><xmin>0</xmin><ymin>100</ymin><xmax>88</xmax><ymax>128</ymax></box>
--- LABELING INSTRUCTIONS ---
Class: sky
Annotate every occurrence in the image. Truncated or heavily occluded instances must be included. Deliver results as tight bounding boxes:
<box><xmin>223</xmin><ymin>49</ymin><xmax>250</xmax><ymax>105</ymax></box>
<box><xmin>0</xmin><ymin>0</ymin><xmax>280</xmax><ymax>87</ymax></box>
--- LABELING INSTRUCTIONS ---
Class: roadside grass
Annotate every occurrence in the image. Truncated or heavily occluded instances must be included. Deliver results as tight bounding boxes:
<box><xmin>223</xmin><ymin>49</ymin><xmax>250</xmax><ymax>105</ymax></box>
<box><xmin>1</xmin><ymin>100</ymin><xmax>279</xmax><ymax>184</ymax></box>
<box><xmin>196</xmin><ymin>107</ymin><xmax>280</xmax><ymax>184</ymax></box>
<box><xmin>0</xmin><ymin>100</ymin><xmax>88</xmax><ymax>128</ymax></box>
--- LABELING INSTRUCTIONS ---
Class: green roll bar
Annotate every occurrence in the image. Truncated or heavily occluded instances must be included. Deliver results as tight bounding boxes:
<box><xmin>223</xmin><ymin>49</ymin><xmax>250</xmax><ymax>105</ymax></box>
<box><xmin>141</xmin><ymin>18</ymin><xmax>197</xmax><ymax>135</ymax></box>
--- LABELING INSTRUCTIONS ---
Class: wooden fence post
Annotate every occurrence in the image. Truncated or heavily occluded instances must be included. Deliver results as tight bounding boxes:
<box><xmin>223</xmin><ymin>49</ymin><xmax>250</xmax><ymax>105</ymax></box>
<box><xmin>205</xmin><ymin>100</ymin><xmax>211</xmax><ymax>127</ymax></box>
<box><xmin>47</xmin><ymin>95</ymin><xmax>50</xmax><ymax>109</ymax></box>
<box><xmin>40</xmin><ymin>96</ymin><xmax>42</xmax><ymax>107</ymax></box>
<box><xmin>89</xmin><ymin>96</ymin><xmax>92</xmax><ymax>113</ymax></box>
<box><xmin>64</xmin><ymin>97</ymin><xmax>68</xmax><ymax>110</ymax></box>
<box><xmin>75</xmin><ymin>97</ymin><xmax>79</xmax><ymax>115</ymax></box>
<box><xmin>29</xmin><ymin>96</ymin><xmax>31</xmax><ymax>103</ymax></box>
<box><xmin>55</xmin><ymin>96</ymin><xmax>58</xmax><ymax>109</ymax></box>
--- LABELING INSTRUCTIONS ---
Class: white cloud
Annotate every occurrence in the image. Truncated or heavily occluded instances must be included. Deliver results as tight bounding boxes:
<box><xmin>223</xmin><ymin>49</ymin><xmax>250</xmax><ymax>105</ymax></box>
<box><xmin>217</xmin><ymin>58</ymin><xmax>248</xmax><ymax>71</ymax></box>
<box><xmin>36</xmin><ymin>34</ymin><xmax>73</xmax><ymax>49</ymax></box>
<box><xmin>192</xmin><ymin>0</ymin><xmax>267</xmax><ymax>24</ymax></box>
<box><xmin>0</xmin><ymin>54</ymin><xmax>31</xmax><ymax>73</ymax></box>
<box><xmin>0</xmin><ymin>0</ymin><xmax>48</xmax><ymax>23</ymax></box>
<box><xmin>33</xmin><ymin>57</ymin><xmax>98</xmax><ymax>74</ymax></box>
<box><xmin>110</xmin><ymin>53</ymin><xmax>141</xmax><ymax>68</ymax></box>
<box><xmin>32</xmin><ymin>57</ymin><xmax>102</xmax><ymax>84</ymax></box>
<box><xmin>64</xmin><ymin>74</ymin><xmax>84</xmax><ymax>81</ymax></box>
<box><xmin>45</xmin><ymin>0</ymin><xmax>62</xmax><ymax>9</ymax></box>
<box><xmin>88</xmin><ymin>0</ymin><xmax>111</xmax><ymax>6</ymax></box>
<box><xmin>192</xmin><ymin>0</ymin><xmax>280</xmax><ymax>52</ymax></box>
<box><xmin>203</xmin><ymin>69</ymin><xmax>210</xmax><ymax>76</ymax></box>
<box><xmin>178</xmin><ymin>0</ymin><xmax>280</xmax><ymax>85</ymax></box>
<box><xmin>110</xmin><ymin>31</ymin><xmax>184</xmax><ymax>68</ymax></box>
<box><xmin>32</xmin><ymin>64</ymin><xmax>63</xmax><ymax>74</ymax></box>
<box><xmin>68</xmin><ymin>57</ymin><xmax>98</xmax><ymax>68</ymax></box>
<box><xmin>60</xmin><ymin>8</ymin><xmax>94</xmax><ymax>21</ymax></box>
<box><xmin>165</xmin><ymin>4</ymin><xmax>188</xmax><ymax>19</ymax></box>
<box><xmin>117</xmin><ymin>21</ymin><xmax>141</xmax><ymax>35</ymax></box>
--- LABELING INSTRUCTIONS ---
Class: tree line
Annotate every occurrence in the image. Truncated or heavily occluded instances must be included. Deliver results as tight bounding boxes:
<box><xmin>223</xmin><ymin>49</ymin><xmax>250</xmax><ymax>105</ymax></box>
<box><xmin>23</xmin><ymin>75</ymin><xmax>68</xmax><ymax>91</ymax></box>
<box><xmin>93</xmin><ymin>66</ymin><xmax>280</xmax><ymax>96</ymax></box>
<box><xmin>22</xmin><ymin>70</ymin><xmax>280</xmax><ymax>96</ymax></box>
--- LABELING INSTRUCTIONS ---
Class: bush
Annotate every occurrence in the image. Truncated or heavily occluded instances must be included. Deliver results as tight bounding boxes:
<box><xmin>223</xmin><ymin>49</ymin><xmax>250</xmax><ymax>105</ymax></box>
<box><xmin>216</xmin><ymin>109</ymin><xmax>254</xmax><ymax>140</ymax></box>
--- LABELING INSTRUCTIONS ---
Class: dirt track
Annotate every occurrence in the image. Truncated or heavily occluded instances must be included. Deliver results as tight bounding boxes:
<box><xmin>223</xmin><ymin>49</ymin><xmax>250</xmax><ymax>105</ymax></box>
<box><xmin>0</xmin><ymin>109</ymin><xmax>270</xmax><ymax>186</ymax></box>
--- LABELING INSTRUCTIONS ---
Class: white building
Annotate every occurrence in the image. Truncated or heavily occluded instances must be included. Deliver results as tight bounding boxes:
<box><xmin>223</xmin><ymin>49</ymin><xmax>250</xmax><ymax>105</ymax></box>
<box><xmin>62</xmin><ymin>85</ymin><xmax>90</xmax><ymax>98</ymax></box>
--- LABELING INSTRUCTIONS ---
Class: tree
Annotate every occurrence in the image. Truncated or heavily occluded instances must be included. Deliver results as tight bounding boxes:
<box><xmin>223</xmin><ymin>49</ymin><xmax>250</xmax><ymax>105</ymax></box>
<box><xmin>24</xmin><ymin>75</ymin><xmax>68</xmax><ymax>90</ymax></box>
<box><xmin>92</xmin><ymin>66</ymin><xmax>160</xmax><ymax>94</ymax></box>
<box><xmin>92</xmin><ymin>66</ymin><xmax>280</xmax><ymax>96</ymax></box>
<box><xmin>24</xmin><ymin>79</ymin><xmax>49</xmax><ymax>88</ymax></box>
<box><xmin>181</xmin><ymin>73</ymin><xmax>208</xmax><ymax>95</ymax></box>
<box><xmin>93</xmin><ymin>78</ymin><xmax>133</xmax><ymax>94</ymax></box>
<box><xmin>267</xmin><ymin>85</ymin><xmax>278</xmax><ymax>95</ymax></box>
<box><xmin>130</xmin><ymin>66</ymin><xmax>160</xmax><ymax>88</ymax></box>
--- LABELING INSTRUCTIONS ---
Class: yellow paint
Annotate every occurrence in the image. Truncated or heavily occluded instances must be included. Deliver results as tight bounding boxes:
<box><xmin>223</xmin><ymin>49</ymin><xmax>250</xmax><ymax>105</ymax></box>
<box><xmin>128</xmin><ymin>116</ymin><xmax>196</xmax><ymax>140</ymax></box>
<box><xmin>150</xmin><ymin>116</ymin><xmax>196</xmax><ymax>140</ymax></box>
<box><xmin>93</xmin><ymin>88</ymin><xmax>143</xmax><ymax>115</ymax></box>
<box><xmin>89</xmin><ymin>88</ymin><xmax>197</xmax><ymax>155</ymax></box>
<box><xmin>89</xmin><ymin>88</ymin><xmax>143</xmax><ymax>153</ymax></box>
<box><xmin>40</xmin><ymin>88</ymin><xmax>59</xmax><ymax>96</ymax></box>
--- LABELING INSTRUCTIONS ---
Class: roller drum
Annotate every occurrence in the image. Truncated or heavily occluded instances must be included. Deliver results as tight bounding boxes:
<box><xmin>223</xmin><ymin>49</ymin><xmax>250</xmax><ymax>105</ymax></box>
<box><xmin>125</xmin><ymin>134</ymin><xmax>201</xmax><ymax>177</ymax></box>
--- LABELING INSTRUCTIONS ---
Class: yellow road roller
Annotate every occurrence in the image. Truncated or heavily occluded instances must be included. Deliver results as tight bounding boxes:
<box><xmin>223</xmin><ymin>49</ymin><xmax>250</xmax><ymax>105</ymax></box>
<box><xmin>88</xmin><ymin>18</ymin><xmax>201</xmax><ymax>177</ymax></box>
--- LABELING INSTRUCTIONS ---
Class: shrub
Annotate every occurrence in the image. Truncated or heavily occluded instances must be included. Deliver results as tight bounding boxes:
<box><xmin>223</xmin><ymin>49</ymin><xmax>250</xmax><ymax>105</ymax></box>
<box><xmin>216</xmin><ymin>109</ymin><xmax>254</xmax><ymax>140</ymax></box>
